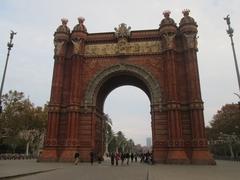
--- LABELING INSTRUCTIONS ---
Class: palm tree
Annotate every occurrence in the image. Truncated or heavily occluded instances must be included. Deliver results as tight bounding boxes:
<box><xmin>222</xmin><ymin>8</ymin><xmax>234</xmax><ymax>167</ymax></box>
<box><xmin>103</xmin><ymin>114</ymin><xmax>113</xmax><ymax>155</ymax></box>
<box><xmin>127</xmin><ymin>139</ymin><xmax>135</xmax><ymax>153</ymax></box>
<box><xmin>116</xmin><ymin>131</ymin><xmax>127</xmax><ymax>153</ymax></box>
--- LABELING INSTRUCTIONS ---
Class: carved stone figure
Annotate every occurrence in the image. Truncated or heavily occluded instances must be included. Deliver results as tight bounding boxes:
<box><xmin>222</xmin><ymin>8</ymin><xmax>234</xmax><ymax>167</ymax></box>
<box><xmin>72</xmin><ymin>39</ymin><xmax>83</xmax><ymax>54</ymax></box>
<box><xmin>114</xmin><ymin>23</ymin><xmax>131</xmax><ymax>39</ymax></box>
<box><xmin>183</xmin><ymin>33</ymin><xmax>198</xmax><ymax>49</ymax></box>
<box><xmin>163</xmin><ymin>33</ymin><xmax>176</xmax><ymax>49</ymax></box>
<box><xmin>54</xmin><ymin>40</ymin><xmax>65</xmax><ymax>56</ymax></box>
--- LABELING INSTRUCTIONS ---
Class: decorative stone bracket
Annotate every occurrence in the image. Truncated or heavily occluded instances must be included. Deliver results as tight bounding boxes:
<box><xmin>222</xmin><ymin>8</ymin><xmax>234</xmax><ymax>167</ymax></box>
<box><xmin>183</xmin><ymin>33</ymin><xmax>198</xmax><ymax>50</ymax></box>
<box><xmin>71</xmin><ymin>38</ymin><xmax>84</xmax><ymax>55</ymax></box>
<box><xmin>54</xmin><ymin>39</ymin><xmax>66</xmax><ymax>56</ymax></box>
<box><xmin>162</xmin><ymin>32</ymin><xmax>176</xmax><ymax>50</ymax></box>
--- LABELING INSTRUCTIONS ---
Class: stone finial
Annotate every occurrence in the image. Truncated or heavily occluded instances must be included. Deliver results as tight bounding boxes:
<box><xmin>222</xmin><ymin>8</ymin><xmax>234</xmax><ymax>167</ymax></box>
<box><xmin>163</xmin><ymin>10</ymin><xmax>171</xmax><ymax>18</ymax></box>
<box><xmin>182</xmin><ymin>9</ymin><xmax>190</xmax><ymax>17</ymax></box>
<box><xmin>73</xmin><ymin>16</ymin><xmax>87</xmax><ymax>32</ymax></box>
<box><xmin>61</xmin><ymin>18</ymin><xmax>68</xmax><ymax>25</ymax></box>
<box><xmin>55</xmin><ymin>18</ymin><xmax>70</xmax><ymax>34</ymax></box>
<box><xmin>179</xmin><ymin>9</ymin><xmax>197</xmax><ymax>27</ymax></box>
<box><xmin>78</xmin><ymin>17</ymin><xmax>85</xmax><ymax>23</ymax></box>
<box><xmin>159</xmin><ymin>10</ymin><xmax>176</xmax><ymax>29</ymax></box>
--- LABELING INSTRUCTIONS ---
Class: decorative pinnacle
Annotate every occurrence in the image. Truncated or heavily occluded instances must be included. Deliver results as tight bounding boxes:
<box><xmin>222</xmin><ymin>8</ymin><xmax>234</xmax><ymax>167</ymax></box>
<box><xmin>61</xmin><ymin>18</ymin><xmax>68</xmax><ymax>25</ymax></box>
<box><xmin>182</xmin><ymin>9</ymin><xmax>190</xmax><ymax>16</ymax></box>
<box><xmin>78</xmin><ymin>17</ymin><xmax>85</xmax><ymax>23</ymax></box>
<box><xmin>163</xmin><ymin>10</ymin><xmax>171</xmax><ymax>18</ymax></box>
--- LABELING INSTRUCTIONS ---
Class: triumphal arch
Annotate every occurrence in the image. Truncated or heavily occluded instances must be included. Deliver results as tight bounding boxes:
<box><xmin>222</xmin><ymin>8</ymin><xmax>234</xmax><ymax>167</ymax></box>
<box><xmin>40</xmin><ymin>10</ymin><xmax>215</xmax><ymax>164</ymax></box>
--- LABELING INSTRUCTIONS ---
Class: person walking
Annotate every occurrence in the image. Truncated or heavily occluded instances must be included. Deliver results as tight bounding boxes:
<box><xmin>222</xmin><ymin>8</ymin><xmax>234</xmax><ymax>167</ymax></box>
<box><xmin>90</xmin><ymin>151</ymin><xmax>94</xmax><ymax>165</ymax></box>
<box><xmin>121</xmin><ymin>153</ymin><xmax>125</xmax><ymax>165</ymax></box>
<box><xmin>130</xmin><ymin>153</ymin><xmax>134</xmax><ymax>162</ymax></box>
<box><xmin>140</xmin><ymin>153</ymin><xmax>144</xmax><ymax>163</ymax></box>
<box><xmin>125</xmin><ymin>152</ymin><xmax>130</xmax><ymax>165</ymax></box>
<box><xmin>110</xmin><ymin>153</ymin><xmax>115</xmax><ymax>166</ymax></box>
<box><xmin>97</xmin><ymin>152</ymin><xmax>102</xmax><ymax>164</ymax></box>
<box><xmin>115</xmin><ymin>152</ymin><xmax>120</xmax><ymax>166</ymax></box>
<box><xmin>74</xmin><ymin>151</ymin><xmax>80</xmax><ymax>165</ymax></box>
<box><xmin>134</xmin><ymin>153</ymin><xmax>138</xmax><ymax>162</ymax></box>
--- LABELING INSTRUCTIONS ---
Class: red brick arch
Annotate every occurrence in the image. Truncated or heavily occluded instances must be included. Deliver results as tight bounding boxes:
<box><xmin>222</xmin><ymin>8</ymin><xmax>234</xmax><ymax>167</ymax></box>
<box><xmin>40</xmin><ymin>12</ymin><xmax>215</xmax><ymax>164</ymax></box>
<box><xmin>83</xmin><ymin>63</ymin><xmax>162</xmax><ymax>108</ymax></box>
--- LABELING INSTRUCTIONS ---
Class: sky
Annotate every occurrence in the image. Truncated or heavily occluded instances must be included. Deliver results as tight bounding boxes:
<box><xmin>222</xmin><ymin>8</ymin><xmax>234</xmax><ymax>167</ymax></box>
<box><xmin>0</xmin><ymin>0</ymin><xmax>240</xmax><ymax>146</ymax></box>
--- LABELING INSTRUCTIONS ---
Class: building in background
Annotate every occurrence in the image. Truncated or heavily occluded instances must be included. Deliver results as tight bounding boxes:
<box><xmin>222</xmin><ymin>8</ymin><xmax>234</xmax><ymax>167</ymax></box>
<box><xmin>146</xmin><ymin>137</ymin><xmax>152</xmax><ymax>147</ymax></box>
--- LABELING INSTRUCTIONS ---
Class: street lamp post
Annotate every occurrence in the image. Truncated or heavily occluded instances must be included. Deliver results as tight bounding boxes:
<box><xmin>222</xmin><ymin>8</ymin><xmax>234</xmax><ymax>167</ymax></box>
<box><xmin>224</xmin><ymin>15</ymin><xmax>240</xmax><ymax>92</ymax></box>
<box><xmin>224</xmin><ymin>15</ymin><xmax>240</xmax><ymax>111</ymax></box>
<box><xmin>0</xmin><ymin>31</ymin><xmax>17</xmax><ymax>113</ymax></box>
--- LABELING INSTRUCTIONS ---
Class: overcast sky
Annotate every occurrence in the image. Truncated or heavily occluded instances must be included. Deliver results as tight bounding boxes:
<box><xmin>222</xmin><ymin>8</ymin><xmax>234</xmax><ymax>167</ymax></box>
<box><xmin>0</xmin><ymin>0</ymin><xmax>240</xmax><ymax>146</ymax></box>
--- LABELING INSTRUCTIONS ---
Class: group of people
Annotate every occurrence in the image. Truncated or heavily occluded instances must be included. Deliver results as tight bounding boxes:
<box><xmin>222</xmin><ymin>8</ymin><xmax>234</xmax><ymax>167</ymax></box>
<box><xmin>139</xmin><ymin>152</ymin><xmax>153</xmax><ymax>164</ymax></box>
<box><xmin>109</xmin><ymin>151</ymin><xmax>153</xmax><ymax>166</ymax></box>
<box><xmin>110</xmin><ymin>152</ymin><xmax>138</xmax><ymax>166</ymax></box>
<box><xmin>0</xmin><ymin>153</ymin><xmax>35</xmax><ymax>160</ymax></box>
<box><xmin>74</xmin><ymin>151</ymin><xmax>153</xmax><ymax>165</ymax></box>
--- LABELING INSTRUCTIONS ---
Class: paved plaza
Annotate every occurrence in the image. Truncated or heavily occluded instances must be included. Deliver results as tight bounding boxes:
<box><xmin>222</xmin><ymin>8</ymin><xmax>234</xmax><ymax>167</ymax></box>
<box><xmin>0</xmin><ymin>159</ymin><xmax>239</xmax><ymax>180</ymax></box>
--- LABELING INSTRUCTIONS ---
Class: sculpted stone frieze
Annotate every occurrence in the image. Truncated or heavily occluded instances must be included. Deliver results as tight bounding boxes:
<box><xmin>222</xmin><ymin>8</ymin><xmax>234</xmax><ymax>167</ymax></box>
<box><xmin>85</xmin><ymin>40</ymin><xmax>162</xmax><ymax>57</ymax></box>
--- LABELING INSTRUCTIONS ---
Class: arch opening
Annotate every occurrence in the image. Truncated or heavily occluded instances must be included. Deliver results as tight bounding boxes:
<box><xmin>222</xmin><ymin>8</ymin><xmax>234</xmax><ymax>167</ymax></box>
<box><xmin>104</xmin><ymin>85</ymin><xmax>151</xmax><ymax>146</ymax></box>
<box><xmin>96</xmin><ymin>73</ymin><xmax>151</xmax><ymax>113</ymax></box>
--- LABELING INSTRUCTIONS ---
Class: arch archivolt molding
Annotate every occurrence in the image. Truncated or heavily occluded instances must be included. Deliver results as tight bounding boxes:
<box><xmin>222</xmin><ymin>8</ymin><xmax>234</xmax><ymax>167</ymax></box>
<box><xmin>82</xmin><ymin>63</ymin><xmax>162</xmax><ymax>109</ymax></box>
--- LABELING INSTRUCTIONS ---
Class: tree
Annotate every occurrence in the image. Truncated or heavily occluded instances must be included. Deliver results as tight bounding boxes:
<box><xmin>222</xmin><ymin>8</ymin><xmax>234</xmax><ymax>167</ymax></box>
<box><xmin>101</xmin><ymin>114</ymin><xmax>136</xmax><ymax>154</ymax></box>
<box><xmin>115</xmin><ymin>131</ymin><xmax>127</xmax><ymax>153</ymax></box>
<box><xmin>102</xmin><ymin>114</ymin><xmax>113</xmax><ymax>155</ymax></box>
<box><xmin>0</xmin><ymin>90</ymin><xmax>47</xmax><ymax>155</ymax></box>
<box><xmin>126</xmin><ymin>139</ymin><xmax>135</xmax><ymax>153</ymax></box>
<box><xmin>210</xmin><ymin>103</ymin><xmax>240</xmax><ymax>136</ymax></box>
<box><xmin>0</xmin><ymin>91</ymin><xmax>26</xmax><ymax>139</ymax></box>
<box><xmin>206</xmin><ymin>103</ymin><xmax>240</xmax><ymax>158</ymax></box>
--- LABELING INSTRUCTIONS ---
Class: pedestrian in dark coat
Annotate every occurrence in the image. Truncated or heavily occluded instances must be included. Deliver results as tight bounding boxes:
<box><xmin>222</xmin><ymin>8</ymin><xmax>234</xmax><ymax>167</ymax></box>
<box><xmin>97</xmin><ymin>152</ymin><xmax>102</xmax><ymax>164</ymax></box>
<box><xmin>125</xmin><ymin>152</ymin><xmax>130</xmax><ymax>165</ymax></box>
<box><xmin>134</xmin><ymin>153</ymin><xmax>138</xmax><ymax>162</ymax></box>
<box><xmin>74</xmin><ymin>152</ymin><xmax>80</xmax><ymax>165</ymax></box>
<box><xmin>110</xmin><ymin>153</ymin><xmax>115</xmax><ymax>165</ymax></box>
<box><xmin>130</xmin><ymin>153</ymin><xmax>134</xmax><ymax>162</ymax></box>
<box><xmin>121</xmin><ymin>153</ymin><xmax>125</xmax><ymax>165</ymax></box>
<box><xmin>115</xmin><ymin>152</ymin><xmax>120</xmax><ymax>166</ymax></box>
<box><xmin>90</xmin><ymin>151</ymin><xmax>94</xmax><ymax>165</ymax></box>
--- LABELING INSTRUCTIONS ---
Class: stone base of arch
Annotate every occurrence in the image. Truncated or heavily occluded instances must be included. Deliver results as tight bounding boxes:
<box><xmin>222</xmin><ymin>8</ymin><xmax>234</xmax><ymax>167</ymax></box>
<box><xmin>166</xmin><ymin>149</ymin><xmax>190</xmax><ymax>164</ymax></box>
<box><xmin>38</xmin><ymin>148</ymin><xmax>58</xmax><ymax>162</ymax></box>
<box><xmin>39</xmin><ymin>148</ymin><xmax>93</xmax><ymax>162</ymax></box>
<box><xmin>191</xmin><ymin>148</ymin><xmax>216</xmax><ymax>165</ymax></box>
<box><xmin>152</xmin><ymin>148</ymin><xmax>215</xmax><ymax>165</ymax></box>
<box><xmin>152</xmin><ymin>148</ymin><xmax>168</xmax><ymax>163</ymax></box>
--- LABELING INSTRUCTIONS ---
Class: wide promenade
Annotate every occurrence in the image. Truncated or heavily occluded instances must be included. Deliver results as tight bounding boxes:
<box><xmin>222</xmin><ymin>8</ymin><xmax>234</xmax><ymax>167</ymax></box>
<box><xmin>0</xmin><ymin>159</ymin><xmax>239</xmax><ymax>180</ymax></box>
